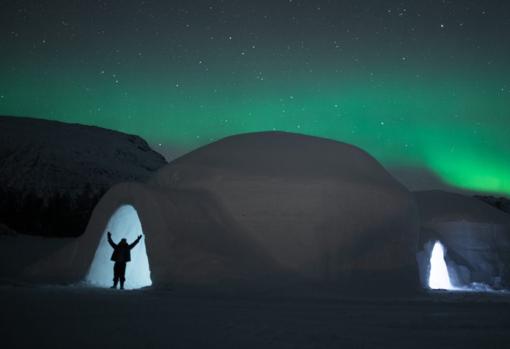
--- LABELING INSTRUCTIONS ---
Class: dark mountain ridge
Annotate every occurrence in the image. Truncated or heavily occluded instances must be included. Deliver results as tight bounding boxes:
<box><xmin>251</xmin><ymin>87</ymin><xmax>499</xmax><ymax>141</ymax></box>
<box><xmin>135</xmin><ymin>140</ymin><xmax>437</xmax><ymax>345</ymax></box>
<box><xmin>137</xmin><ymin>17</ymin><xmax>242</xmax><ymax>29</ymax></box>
<box><xmin>0</xmin><ymin>116</ymin><xmax>167</xmax><ymax>236</ymax></box>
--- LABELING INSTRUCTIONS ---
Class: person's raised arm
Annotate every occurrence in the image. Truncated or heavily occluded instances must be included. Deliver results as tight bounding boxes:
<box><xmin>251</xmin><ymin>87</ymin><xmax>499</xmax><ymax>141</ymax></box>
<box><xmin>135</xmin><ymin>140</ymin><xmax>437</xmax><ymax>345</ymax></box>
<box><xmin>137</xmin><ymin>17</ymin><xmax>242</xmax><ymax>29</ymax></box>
<box><xmin>129</xmin><ymin>235</ymin><xmax>142</xmax><ymax>249</ymax></box>
<box><xmin>107</xmin><ymin>232</ymin><xmax>117</xmax><ymax>248</ymax></box>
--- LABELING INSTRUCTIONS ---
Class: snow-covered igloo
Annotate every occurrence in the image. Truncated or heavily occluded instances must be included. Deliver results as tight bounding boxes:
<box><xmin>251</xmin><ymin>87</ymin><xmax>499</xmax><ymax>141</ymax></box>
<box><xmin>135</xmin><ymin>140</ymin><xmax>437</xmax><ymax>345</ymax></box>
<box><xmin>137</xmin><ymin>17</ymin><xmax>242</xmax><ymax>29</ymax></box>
<box><xmin>415</xmin><ymin>190</ymin><xmax>510</xmax><ymax>290</ymax></box>
<box><xmin>24</xmin><ymin>132</ymin><xmax>421</xmax><ymax>293</ymax></box>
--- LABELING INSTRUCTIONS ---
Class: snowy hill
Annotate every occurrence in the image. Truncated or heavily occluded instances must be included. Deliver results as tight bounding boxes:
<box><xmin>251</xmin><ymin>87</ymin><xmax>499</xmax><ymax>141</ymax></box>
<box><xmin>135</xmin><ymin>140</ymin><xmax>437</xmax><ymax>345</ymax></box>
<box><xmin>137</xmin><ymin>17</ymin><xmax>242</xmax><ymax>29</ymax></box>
<box><xmin>0</xmin><ymin>116</ymin><xmax>167</xmax><ymax>236</ymax></box>
<box><xmin>0</xmin><ymin>116</ymin><xmax>166</xmax><ymax>195</ymax></box>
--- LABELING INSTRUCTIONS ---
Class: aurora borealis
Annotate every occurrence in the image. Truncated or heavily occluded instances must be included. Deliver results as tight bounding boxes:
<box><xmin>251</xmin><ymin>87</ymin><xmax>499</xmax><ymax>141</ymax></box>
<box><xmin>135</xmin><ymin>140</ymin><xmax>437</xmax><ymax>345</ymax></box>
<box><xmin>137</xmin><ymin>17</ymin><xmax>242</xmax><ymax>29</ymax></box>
<box><xmin>1</xmin><ymin>1</ymin><xmax>509</xmax><ymax>194</ymax></box>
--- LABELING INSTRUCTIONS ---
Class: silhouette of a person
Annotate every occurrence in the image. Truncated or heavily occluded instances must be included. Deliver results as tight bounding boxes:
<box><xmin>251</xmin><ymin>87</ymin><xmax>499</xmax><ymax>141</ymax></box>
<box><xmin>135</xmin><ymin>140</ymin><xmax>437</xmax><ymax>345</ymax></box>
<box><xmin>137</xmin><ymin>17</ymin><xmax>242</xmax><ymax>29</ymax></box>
<box><xmin>107</xmin><ymin>231</ymin><xmax>142</xmax><ymax>290</ymax></box>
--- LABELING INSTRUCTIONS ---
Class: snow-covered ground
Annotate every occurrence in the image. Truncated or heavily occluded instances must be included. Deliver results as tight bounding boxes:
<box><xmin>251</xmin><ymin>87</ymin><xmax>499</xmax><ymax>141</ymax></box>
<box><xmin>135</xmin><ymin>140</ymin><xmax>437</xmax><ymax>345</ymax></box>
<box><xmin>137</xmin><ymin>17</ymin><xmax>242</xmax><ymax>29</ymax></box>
<box><xmin>2</xmin><ymin>284</ymin><xmax>510</xmax><ymax>349</ymax></box>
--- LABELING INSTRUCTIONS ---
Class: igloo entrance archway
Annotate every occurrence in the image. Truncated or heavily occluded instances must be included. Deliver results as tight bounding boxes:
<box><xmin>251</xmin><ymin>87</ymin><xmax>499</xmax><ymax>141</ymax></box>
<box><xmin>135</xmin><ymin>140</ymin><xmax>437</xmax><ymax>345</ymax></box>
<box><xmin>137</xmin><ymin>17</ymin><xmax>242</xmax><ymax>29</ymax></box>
<box><xmin>428</xmin><ymin>241</ymin><xmax>455</xmax><ymax>290</ymax></box>
<box><xmin>85</xmin><ymin>205</ymin><xmax>152</xmax><ymax>289</ymax></box>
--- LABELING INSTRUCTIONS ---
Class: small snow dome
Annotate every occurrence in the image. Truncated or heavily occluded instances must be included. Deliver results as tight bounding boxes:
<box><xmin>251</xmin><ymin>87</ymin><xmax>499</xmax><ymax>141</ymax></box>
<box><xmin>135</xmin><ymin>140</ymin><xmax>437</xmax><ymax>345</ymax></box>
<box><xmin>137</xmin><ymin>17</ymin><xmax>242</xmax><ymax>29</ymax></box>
<box><xmin>416</xmin><ymin>190</ymin><xmax>510</xmax><ymax>290</ymax></box>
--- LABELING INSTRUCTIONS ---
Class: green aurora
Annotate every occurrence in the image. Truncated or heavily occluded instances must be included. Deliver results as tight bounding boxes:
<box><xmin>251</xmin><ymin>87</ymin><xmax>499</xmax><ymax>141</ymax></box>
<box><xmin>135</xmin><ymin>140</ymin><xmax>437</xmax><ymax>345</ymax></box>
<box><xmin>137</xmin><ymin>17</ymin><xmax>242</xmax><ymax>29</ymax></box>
<box><xmin>2</xmin><ymin>62</ymin><xmax>509</xmax><ymax>195</ymax></box>
<box><xmin>1</xmin><ymin>1</ymin><xmax>509</xmax><ymax>195</ymax></box>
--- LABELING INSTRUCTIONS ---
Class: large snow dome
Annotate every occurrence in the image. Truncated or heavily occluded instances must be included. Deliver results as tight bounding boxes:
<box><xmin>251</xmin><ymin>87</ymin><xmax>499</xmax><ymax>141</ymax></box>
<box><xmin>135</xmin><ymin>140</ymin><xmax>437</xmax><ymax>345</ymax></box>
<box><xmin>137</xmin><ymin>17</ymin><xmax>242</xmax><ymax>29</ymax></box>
<box><xmin>23</xmin><ymin>132</ymin><xmax>421</xmax><ymax>293</ymax></box>
<box><xmin>148</xmin><ymin>132</ymin><xmax>420</xmax><ymax>290</ymax></box>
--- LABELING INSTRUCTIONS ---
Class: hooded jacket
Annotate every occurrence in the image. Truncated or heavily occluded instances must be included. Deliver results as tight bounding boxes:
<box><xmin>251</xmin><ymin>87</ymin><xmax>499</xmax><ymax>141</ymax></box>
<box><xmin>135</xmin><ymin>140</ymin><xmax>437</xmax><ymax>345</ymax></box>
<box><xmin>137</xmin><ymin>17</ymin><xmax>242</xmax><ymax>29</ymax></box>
<box><xmin>108</xmin><ymin>235</ymin><xmax>142</xmax><ymax>263</ymax></box>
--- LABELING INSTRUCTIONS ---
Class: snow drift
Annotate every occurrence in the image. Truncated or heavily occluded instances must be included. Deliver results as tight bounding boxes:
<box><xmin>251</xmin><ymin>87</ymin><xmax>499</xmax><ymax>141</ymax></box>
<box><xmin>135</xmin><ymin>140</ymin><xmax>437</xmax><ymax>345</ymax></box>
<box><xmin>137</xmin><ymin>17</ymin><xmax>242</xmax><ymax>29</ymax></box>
<box><xmin>20</xmin><ymin>132</ymin><xmax>420</xmax><ymax>293</ymax></box>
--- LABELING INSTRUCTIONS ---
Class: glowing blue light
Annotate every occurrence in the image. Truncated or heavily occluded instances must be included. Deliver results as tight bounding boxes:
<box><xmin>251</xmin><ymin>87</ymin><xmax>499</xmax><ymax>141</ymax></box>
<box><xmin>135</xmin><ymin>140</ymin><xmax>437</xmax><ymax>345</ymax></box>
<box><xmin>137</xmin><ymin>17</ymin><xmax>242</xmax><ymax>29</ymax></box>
<box><xmin>85</xmin><ymin>205</ymin><xmax>152</xmax><ymax>289</ymax></box>
<box><xmin>428</xmin><ymin>241</ymin><xmax>455</xmax><ymax>290</ymax></box>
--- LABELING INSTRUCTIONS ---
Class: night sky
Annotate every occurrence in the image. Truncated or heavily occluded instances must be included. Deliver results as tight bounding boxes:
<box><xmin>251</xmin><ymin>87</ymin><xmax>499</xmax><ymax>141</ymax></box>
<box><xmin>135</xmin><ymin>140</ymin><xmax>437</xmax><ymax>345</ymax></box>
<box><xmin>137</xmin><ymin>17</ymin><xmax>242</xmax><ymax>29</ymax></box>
<box><xmin>1</xmin><ymin>0</ymin><xmax>509</xmax><ymax>195</ymax></box>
